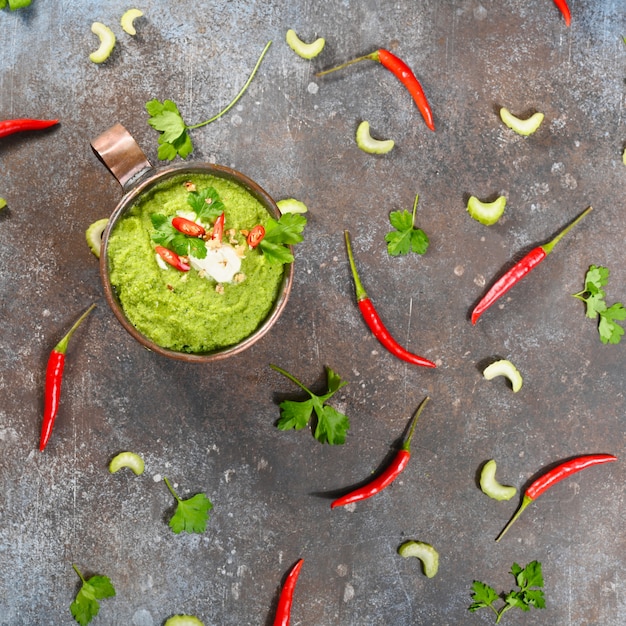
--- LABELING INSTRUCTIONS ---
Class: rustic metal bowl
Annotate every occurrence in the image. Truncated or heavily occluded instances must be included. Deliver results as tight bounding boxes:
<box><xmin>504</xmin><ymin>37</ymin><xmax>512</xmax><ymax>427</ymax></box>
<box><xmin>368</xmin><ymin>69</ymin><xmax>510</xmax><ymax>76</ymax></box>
<box><xmin>92</xmin><ymin>124</ymin><xmax>293</xmax><ymax>363</ymax></box>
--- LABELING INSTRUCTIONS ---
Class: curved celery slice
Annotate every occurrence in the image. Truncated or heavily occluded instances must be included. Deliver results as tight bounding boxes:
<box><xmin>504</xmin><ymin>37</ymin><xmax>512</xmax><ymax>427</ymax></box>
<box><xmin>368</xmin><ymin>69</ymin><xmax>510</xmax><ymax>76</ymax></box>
<box><xmin>90</xmin><ymin>22</ymin><xmax>116</xmax><ymax>63</ymax></box>
<box><xmin>480</xmin><ymin>459</ymin><xmax>517</xmax><ymax>501</ymax></box>
<box><xmin>286</xmin><ymin>29</ymin><xmax>325</xmax><ymax>59</ymax></box>
<box><xmin>483</xmin><ymin>359</ymin><xmax>523</xmax><ymax>392</ymax></box>
<box><xmin>85</xmin><ymin>218</ymin><xmax>109</xmax><ymax>258</ymax></box>
<box><xmin>398</xmin><ymin>540</ymin><xmax>439</xmax><ymax>578</ymax></box>
<box><xmin>164</xmin><ymin>617</ymin><xmax>204</xmax><ymax>626</ymax></box>
<box><xmin>466</xmin><ymin>195</ymin><xmax>506</xmax><ymax>226</ymax></box>
<box><xmin>109</xmin><ymin>451</ymin><xmax>145</xmax><ymax>475</ymax></box>
<box><xmin>121</xmin><ymin>8</ymin><xmax>143</xmax><ymax>36</ymax></box>
<box><xmin>500</xmin><ymin>108</ymin><xmax>544</xmax><ymax>136</ymax></box>
<box><xmin>356</xmin><ymin>121</ymin><xmax>394</xmax><ymax>155</ymax></box>
<box><xmin>277</xmin><ymin>198</ymin><xmax>308</xmax><ymax>214</ymax></box>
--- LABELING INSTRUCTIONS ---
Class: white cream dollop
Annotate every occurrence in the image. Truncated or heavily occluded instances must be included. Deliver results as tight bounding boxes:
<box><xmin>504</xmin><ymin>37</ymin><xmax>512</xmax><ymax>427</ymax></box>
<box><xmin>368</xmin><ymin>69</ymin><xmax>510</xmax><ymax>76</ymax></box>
<box><xmin>190</xmin><ymin>243</ymin><xmax>242</xmax><ymax>283</ymax></box>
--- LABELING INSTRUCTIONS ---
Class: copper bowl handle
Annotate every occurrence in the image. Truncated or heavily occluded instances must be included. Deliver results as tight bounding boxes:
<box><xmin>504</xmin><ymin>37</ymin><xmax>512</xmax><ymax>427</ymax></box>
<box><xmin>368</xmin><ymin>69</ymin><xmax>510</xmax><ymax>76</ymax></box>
<box><xmin>91</xmin><ymin>123</ymin><xmax>153</xmax><ymax>191</ymax></box>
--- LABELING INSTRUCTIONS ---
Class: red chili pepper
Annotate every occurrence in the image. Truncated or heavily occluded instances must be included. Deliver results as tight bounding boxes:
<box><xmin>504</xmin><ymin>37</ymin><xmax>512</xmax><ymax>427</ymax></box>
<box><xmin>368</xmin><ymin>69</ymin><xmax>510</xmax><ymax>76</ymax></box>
<box><xmin>496</xmin><ymin>453</ymin><xmax>617</xmax><ymax>541</ymax></box>
<box><xmin>274</xmin><ymin>558</ymin><xmax>303</xmax><ymax>626</ymax></box>
<box><xmin>331</xmin><ymin>396</ymin><xmax>430</xmax><ymax>509</ymax></box>
<box><xmin>0</xmin><ymin>118</ymin><xmax>58</xmax><ymax>139</ymax></box>
<box><xmin>172</xmin><ymin>216</ymin><xmax>205</xmax><ymax>238</ymax></box>
<box><xmin>155</xmin><ymin>245</ymin><xmax>190</xmax><ymax>272</ymax></box>
<box><xmin>39</xmin><ymin>304</ymin><xmax>96</xmax><ymax>451</ymax></box>
<box><xmin>317</xmin><ymin>49</ymin><xmax>435</xmax><ymax>131</ymax></box>
<box><xmin>344</xmin><ymin>231</ymin><xmax>436</xmax><ymax>368</ymax></box>
<box><xmin>247</xmin><ymin>224</ymin><xmax>265</xmax><ymax>248</ymax></box>
<box><xmin>471</xmin><ymin>206</ymin><xmax>592</xmax><ymax>325</ymax></box>
<box><xmin>212</xmin><ymin>211</ymin><xmax>225</xmax><ymax>242</ymax></box>
<box><xmin>552</xmin><ymin>0</ymin><xmax>571</xmax><ymax>26</ymax></box>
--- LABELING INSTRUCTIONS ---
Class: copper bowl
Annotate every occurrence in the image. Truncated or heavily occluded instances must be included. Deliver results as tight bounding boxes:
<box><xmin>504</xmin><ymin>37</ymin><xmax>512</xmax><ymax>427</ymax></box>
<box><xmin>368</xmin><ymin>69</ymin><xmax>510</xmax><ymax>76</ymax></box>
<box><xmin>92</xmin><ymin>124</ymin><xmax>293</xmax><ymax>363</ymax></box>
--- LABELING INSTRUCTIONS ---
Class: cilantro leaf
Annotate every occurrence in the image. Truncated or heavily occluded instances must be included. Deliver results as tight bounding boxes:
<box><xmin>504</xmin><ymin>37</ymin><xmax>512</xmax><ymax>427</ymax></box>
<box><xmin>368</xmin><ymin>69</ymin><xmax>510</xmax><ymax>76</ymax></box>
<box><xmin>164</xmin><ymin>477</ymin><xmax>213</xmax><ymax>534</ymax></box>
<box><xmin>599</xmin><ymin>302</ymin><xmax>626</xmax><ymax>344</ymax></box>
<box><xmin>468</xmin><ymin>561</ymin><xmax>544</xmax><ymax>622</ymax></box>
<box><xmin>271</xmin><ymin>364</ymin><xmax>349</xmax><ymax>445</ymax></box>
<box><xmin>259</xmin><ymin>213</ymin><xmax>307</xmax><ymax>265</ymax></box>
<box><xmin>70</xmin><ymin>565</ymin><xmax>115</xmax><ymax>626</ymax></box>
<box><xmin>313</xmin><ymin>404</ymin><xmax>350</xmax><ymax>445</ymax></box>
<box><xmin>187</xmin><ymin>188</ymin><xmax>225</xmax><ymax>222</ymax></box>
<box><xmin>146</xmin><ymin>43</ymin><xmax>272</xmax><ymax>162</ymax></box>
<box><xmin>1</xmin><ymin>0</ymin><xmax>32</xmax><ymax>9</ymax></box>
<box><xmin>276</xmin><ymin>399</ymin><xmax>314</xmax><ymax>431</ymax></box>
<box><xmin>468</xmin><ymin>580</ymin><xmax>499</xmax><ymax>612</ymax></box>
<box><xmin>514</xmin><ymin>560</ymin><xmax>543</xmax><ymax>589</ymax></box>
<box><xmin>385</xmin><ymin>194</ymin><xmax>429</xmax><ymax>256</ymax></box>
<box><xmin>573</xmin><ymin>265</ymin><xmax>625</xmax><ymax>344</ymax></box>
<box><xmin>150</xmin><ymin>214</ymin><xmax>207</xmax><ymax>259</ymax></box>
<box><xmin>146</xmin><ymin>99</ymin><xmax>193</xmax><ymax>161</ymax></box>
<box><xmin>257</xmin><ymin>240</ymin><xmax>295</xmax><ymax>265</ymax></box>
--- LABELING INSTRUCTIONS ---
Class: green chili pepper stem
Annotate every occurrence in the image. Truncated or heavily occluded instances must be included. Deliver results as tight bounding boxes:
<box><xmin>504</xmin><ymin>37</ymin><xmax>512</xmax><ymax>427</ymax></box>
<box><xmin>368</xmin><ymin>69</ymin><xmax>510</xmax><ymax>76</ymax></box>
<box><xmin>495</xmin><ymin>494</ymin><xmax>533</xmax><ymax>542</ymax></box>
<box><xmin>188</xmin><ymin>40</ymin><xmax>272</xmax><ymax>129</ymax></box>
<box><xmin>316</xmin><ymin>51</ymin><xmax>379</xmax><ymax>77</ymax></box>
<box><xmin>53</xmin><ymin>304</ymin><xmax>96</xmax><ymax>354</ymax></box>
<box><xmin>270</xmin><ymin>364</ymin><xmax>311</xmax><ymax>395</ymax></box>
<box><xmin>344</xmin><ymin>231</ymin><xmax>368</xmax><ymax>302</ymax></box>
<box><xmin>402</xmin><ymin>396</ymin><xmax>430</xmax><ymax>451</ymax></box>
<box><xmin>541</xmin><ymin>205</ymin><xmax>592</xmax><ymax>255</ymax></box>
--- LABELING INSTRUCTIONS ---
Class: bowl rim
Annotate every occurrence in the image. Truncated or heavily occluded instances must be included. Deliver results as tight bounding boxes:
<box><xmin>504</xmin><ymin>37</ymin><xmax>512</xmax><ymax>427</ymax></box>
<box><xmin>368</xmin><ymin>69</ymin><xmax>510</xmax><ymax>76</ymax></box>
<box><xmin>99</xmin><ymin>161</ymin><xmax>294</xmax><ymax>363</ymax></box>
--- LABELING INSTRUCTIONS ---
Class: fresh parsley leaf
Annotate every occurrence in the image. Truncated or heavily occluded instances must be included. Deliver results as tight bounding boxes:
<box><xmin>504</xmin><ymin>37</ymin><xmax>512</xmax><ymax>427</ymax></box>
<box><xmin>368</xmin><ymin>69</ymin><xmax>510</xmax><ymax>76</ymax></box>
<box><xmin>187</xmin><ymin>188</ymin><xmax>225</xmax><ymax>222</ymax></box>
<box><xmin>70</xmin><ymin>565</ymin><xmax>115</xmax><ymax>626</ymax></box>
<box><xmin>468</xmin><ymin>580</ymin><xmax>499</xmax><ymax>612</ymax></box>
<box><xmin>469</xmin><ymin>561</ymin><xmax>545</xmax><ymax>623</ymax></box>
<box><xmin>164</xmin><ymin>477</ymin><xmax>213</xmax><ymax>534</ymax></box>
<box><xmin>146</xmin><ymin>99</ymin><xmax>194</xmax><ymax>161</ymax></box>
<box><xmin>384</xmin><ymin>194</ymin><xmax>429</xmax><ymax>256</ymax></box>
<box><xmin>146</xmin><ymin>42</ymin><xmax>272</xmax><ymax>161</ymax></box>
<box><xmin>1</xmin><ymin>0</ymin><xmax>32</xmax><ymax>9</ymax></box>
<box><xmin>151</xmin><ymin>214</ymin><xmax>207</xmax><ymax>259</ymax></box>
<box><xmin>599</xmin><ymin>302</ymin><xmax>626</xmax><ymax>344</ymax></box>
<box><xmin>271</xmin><ymin>364</ymin><xmax>350</xmax><ymax>445</ymax></box>
<box><xmin>259</xmin><ymin>213</ymin><xmax>307</xmax><ymax>265</ymax></box>
<box><xmin>573</xmin><ymin>265</ymin><xmax>625</xmax><ymax>344</ymax></box>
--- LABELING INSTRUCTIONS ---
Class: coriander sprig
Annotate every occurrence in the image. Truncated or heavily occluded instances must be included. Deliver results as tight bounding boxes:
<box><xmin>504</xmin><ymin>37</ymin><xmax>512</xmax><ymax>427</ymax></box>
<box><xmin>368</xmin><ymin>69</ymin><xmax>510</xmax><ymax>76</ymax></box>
<box><xmin>384</xmin><ymin>194</ymin><xmax>429</xmax><ymax>256</ymax></box>
<box><xmin>259</xmin><ymin>213</ymin><xmax>307</xmax><ymax>264</ymax></box>
<box><xmin>572</xmin><ymin>265</ymin><xmax>626</xmax><ymax>344</ymax></box>
<box><xmin>70</xmin><ymin>564</ymin><xmax>116</xmax><ymax>626</ymax></box>
<box><xmin>469</xmin><ymin>560</ymin><xmax>545</xmax><ymax>623</ymax></box>
<box><xmin>271</xmin><ymin>364</ymin><xmax>350</xmax><ymax>445</ymax></box>
<box><xmin>163</xmin><ymin>477</ymin><xmax>213</xmax><ymax>534</ymax></box>
<box><xmin>147</xmin><ymin>41</ymin><xmax>272</xmax><ymax>161</ymax></box>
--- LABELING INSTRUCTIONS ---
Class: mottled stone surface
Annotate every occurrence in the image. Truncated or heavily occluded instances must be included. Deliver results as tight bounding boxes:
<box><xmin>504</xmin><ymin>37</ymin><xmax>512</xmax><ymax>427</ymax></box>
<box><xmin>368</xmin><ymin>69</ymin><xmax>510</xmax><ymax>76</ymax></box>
<box><xmin>0</xmin><ymin>1</ymin><xmax>624</xmax><ymax>624</ymax></box>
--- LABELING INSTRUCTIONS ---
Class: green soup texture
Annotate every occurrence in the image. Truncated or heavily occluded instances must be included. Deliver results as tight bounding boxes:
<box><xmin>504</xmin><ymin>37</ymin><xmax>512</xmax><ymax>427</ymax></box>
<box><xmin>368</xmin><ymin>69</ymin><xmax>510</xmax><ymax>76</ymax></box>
<box><xmin>107</xmin><ymin>172</ymin><xmax>285</xmax><ymax>353</ymax></box>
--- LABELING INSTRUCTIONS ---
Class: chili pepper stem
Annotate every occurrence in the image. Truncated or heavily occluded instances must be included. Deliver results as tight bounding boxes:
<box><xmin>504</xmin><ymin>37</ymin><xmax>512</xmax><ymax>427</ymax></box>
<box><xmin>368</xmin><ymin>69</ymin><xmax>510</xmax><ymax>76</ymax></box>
<box><xmin>316</xmin><ymin>51</ymin><xmax>379</xmax><ymax>77</ymax></box>
<box><xmin>403</xmin><ymin>396</ymin><xmax>430</xmax><ymax>451</ymax></box>
<box><xmin>54</xmin><ymin>304</ymin><xmax>96</xmax><ymax>354</ymax></box>
<box><xmin>495</xmin><ymin>494</ymin><xmax>533</xmax><ymax>542</ymax></box>
<box><xmin>344</xmin><ymin>231</ymin><xmax>368</xmax><ymax>301</ymax></box>
<box><xmin>542</xmin><ymin>206</ymin><xmax>592</xmax><ymax>255</ymax></box>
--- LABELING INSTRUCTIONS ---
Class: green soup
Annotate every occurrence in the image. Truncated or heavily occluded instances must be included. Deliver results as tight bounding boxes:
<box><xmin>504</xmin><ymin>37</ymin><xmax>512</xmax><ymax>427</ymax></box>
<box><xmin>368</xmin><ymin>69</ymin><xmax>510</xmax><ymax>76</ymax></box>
<box><xmin>106</xmin><ymin>172</ymin><xmax>285</xmax><ymax>353</ymax></box>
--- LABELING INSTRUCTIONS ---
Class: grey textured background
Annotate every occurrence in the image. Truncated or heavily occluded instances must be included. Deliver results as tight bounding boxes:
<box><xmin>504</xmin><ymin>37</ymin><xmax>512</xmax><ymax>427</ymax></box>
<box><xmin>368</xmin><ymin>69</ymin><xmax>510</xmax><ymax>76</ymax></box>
<box><xmin>0</xmin><ymin>1</ymin><xmax>625</xmax><ymax>624</ymax></box>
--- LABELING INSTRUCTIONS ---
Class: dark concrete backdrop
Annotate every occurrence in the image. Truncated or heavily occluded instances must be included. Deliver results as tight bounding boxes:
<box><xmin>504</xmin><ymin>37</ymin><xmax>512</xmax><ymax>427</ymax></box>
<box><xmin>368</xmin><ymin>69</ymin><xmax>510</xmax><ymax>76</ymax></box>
<box><xmin>0</xmin><ymin>1</ymin><xmax>624</xmax><ymax>624</ymax></box>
